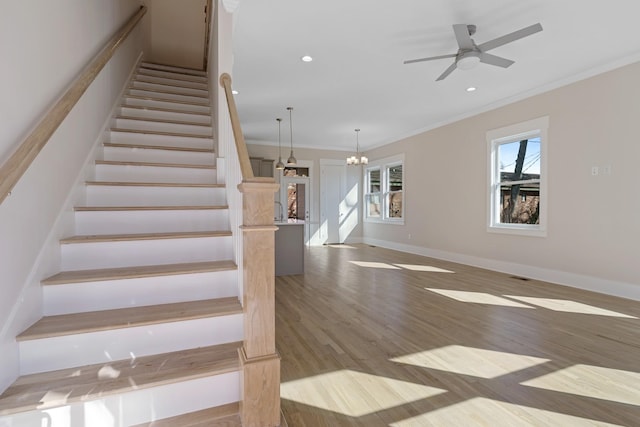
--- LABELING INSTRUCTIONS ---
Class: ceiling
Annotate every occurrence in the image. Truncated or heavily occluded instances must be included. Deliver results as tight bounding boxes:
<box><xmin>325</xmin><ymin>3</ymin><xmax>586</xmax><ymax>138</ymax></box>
<box><xmin>231</xmin><ymin>0</ymin><xmax>640</xmax><ymax>151</ymax></box>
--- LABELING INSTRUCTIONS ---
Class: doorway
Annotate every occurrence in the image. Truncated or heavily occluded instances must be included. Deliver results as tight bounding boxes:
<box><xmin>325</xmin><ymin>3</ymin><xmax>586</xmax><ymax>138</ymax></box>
<box><xmin>280</xmin><ymin>176</ymin><xmax>310</xmax><ymax>243</ymax></box>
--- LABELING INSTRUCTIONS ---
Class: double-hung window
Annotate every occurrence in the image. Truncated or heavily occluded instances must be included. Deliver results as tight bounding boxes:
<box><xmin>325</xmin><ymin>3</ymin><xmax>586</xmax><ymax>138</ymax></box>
<box><xmin>365</xmin><ymin>154</ymin><xmax>404</xmax><ymax>223</ymax></box>
<box><xmin>487</xmin><ymin>117</ymin><xmax>548</xmax><ymax>236</ymax></box>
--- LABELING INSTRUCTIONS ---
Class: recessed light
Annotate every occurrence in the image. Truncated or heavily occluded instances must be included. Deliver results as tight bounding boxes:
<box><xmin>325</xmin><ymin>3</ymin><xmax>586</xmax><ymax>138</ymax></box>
<box><xmin>301</xmin><ymin>55</ymin><xmax>313</xmax><ymax>62</ymax></box>
<box><xmin>232</xmin><ymin>90</ymin><xmax>239</xmax><ymax>95</ymax></box>
<box><xmin>466</xmin><ymin>87</ymin><xmax>477</xmax><ymax>92</ymax></box>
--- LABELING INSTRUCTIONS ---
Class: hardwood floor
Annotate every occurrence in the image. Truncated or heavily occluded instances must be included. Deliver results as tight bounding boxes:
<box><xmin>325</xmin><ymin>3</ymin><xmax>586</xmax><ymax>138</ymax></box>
<box><xmin>276</xmin><ymin>244</ymin><xmax>640</xmax><ymax>426</ymax></box>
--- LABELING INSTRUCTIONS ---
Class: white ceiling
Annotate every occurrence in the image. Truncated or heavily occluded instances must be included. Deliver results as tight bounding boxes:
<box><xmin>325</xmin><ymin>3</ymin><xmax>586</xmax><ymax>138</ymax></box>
<box><xmin>231</xmin><ymin>0</ymin><xmax>640</xmax><ymax>151</ymax></box>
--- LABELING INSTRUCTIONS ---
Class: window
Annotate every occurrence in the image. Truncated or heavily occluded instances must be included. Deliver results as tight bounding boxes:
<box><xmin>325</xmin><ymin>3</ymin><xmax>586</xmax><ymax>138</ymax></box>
<box><xmin>386</xmin><ymin>164</ymin><xmax>403</xmax><ymax>218</ymax></box>
<box><xmin>487</xmin><ymin>117</ymin><xmax>548</xmax><ymax>236</ymax></box>
<box><xmin>365</xmin><ymin>168</ymin><xmax>381</xmax><ymax>218</ymax></box>
<box><xmin>365</xmin><ymin>154</ymin><xmax>404</xmax><ymax>223</ymax></box>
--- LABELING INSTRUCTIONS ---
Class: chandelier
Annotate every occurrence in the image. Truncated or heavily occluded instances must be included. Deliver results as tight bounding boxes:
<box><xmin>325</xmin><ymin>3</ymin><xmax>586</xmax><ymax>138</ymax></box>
<box><xmin>346</xmin><ymin>128</ymin><xmax>368</xmax><ymax>166</ymax></box>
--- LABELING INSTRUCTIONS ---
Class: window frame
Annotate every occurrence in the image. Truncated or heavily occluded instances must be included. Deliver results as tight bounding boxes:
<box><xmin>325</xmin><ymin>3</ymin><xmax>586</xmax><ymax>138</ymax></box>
<box><xmin>364</xmin><ymin>154</ymin><xmax>405</xmax><ymax>224</ymax></box>
<box><xmin>487</xmin><ymin>116</ymin><xmax>548</xmax><ymax>237</ymax></box>
<box><xmin>364</xmin><ymin>167</ymin><xmax>382</xmax><ymax>219</ymax></box>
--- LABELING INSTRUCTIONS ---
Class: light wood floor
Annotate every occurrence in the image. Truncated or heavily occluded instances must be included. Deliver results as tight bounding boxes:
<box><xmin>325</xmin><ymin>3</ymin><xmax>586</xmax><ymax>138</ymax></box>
<box><xmin>276</xmin><ymin>244</ymin><xmax>640</xmax><ymax>427</ymax></box>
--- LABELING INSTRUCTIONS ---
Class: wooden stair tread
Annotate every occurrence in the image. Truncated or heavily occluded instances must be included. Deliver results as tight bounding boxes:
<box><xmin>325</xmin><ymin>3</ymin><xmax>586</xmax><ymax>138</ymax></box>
<box><xmin>0</xmin><ymin>342</ymin><xmax>240</xmax><ymax>416</ymax></box>
<box><xmin>85</xmin><ymin>181</ymin><xmax>223</xmax><ymax>188</ymax></box>
<box><xmin>133</xmin><ymin>403</ymin><xmax>240</xmax><ymax>427</ymax></box>
<box><xmin>129</xmin><ymin>85</ymin><xmax>208</xmax><ymax>99</ymax></box>
<box><xmin>74</xmin><ymin>205</ymin><xmax>227</xmax><ymax>211</ymax></box>
<box><xmin>103</xmin><ymin>141</ymin><xmax>214</xmax><ymax>153</ymax></box>
<box><xmin>42</xmin><ymin>260</ymin><xmax>237</xmax><ymax>285</ymax></box>
<box><xmin>60</xmin><ymin>230</ymin><xmax>232</xmax><ymax>244</ymax></box>
<box><xmin>95</xmin><ymin>159</ymin><xmax>215</xmax><ymax>169</ymax></box>
<box><xmin>135</xmin><ymin>75</ymin><xmax>208</xmax><ymax>91</ymax></box>
<box><xmin>121</xmin><ymin>104</ymin><xmax>210</xmax><ymax>116</ymax></box>
<box><xmin>110</xmin><ymin>127</ymin><xmax>212</xmax><ymax>139</ymax></box>
<box><xmin>114</xmin><ymin>115</ymin><xmax>212</xmax><ymax>127</ymax></box>
<box><xmin>125</xmin><ymin>94</ymin><xmax>209</xmax><ymax>107</ymax></box>
<box><xmin>136</xmin><ymin>70</ymin><xmax>208</xmax><ymax>84</ymax></box>
<box><xmin>140</xmin><ymin>63</ymin><xmax>208</xmax><ymax>78</ymax></box>
<box><xmin>17</xmin><ymin>298</ymin><xmax>242</xmax><ymax>341</ymax></box>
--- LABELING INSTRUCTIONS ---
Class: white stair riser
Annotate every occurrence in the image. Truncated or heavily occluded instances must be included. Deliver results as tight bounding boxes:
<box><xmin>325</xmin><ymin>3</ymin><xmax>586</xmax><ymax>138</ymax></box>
<box><xmin>75</xmin><ymin>209</ymin><xmax>229</xmax><ymax>234</ymax></box>
<box><xmin>85</xmin><ymin>185</ymin><xmax>225</xmax><ymax>206</ymax></box>
<box><xmin>124</xmin><ymin>96</ymin><xmax>210</xmax><ymax>114</ymax></box>
<box><xmin>132</xmin><ymin>81</ymin><xmax>208</xmax><ymax>97</ymax></box>
<box><xmin>119</xmin><ymin>106</ymin><xmax>210</xmax><ymax>124</ymax></box>
<box><xmin>103</xmin><ymin>146</ymin><xmax>215</xmax><ymax>165</ymax></box>
<box><xmin>43</xmin><ymin>270</ymin><xmax>238</xmax><ymax>315</ymax></box>
<box><xmin>0</xmin><ymin>374</ymin><xmax>239</xmax><ymax>427</ymax></box>
<box><xmin>108</xmin><ymin>130</ymin><xmax>214</xmax><ymax>149</ymax></box>
<box><xmin>135</xmin><ymin>74</ymin><xmax>208</xmax><ymax>90</ymax></box>
<box><xmin>113</xmin><ymin>117</ymin><xmax>212</xmax><ymax>136</ymax></box>
<box><xmin>128</xmin><ymin>89</ymin><xmax>208</xmax><ymax>106</ymax></box>
<box><xmin>95</xmin><ymin>164</ymin><xmax>216</xmax><ymax>183</ymax></box>
<box><xmin>61</xmin><ymin>236</ymin><xmax>233</xmax><ymax>270</ymax></box>
<box><xmin>20</xmin><ymin>315</ymin><xmax>242</xmax><ymax>374</ymax></box>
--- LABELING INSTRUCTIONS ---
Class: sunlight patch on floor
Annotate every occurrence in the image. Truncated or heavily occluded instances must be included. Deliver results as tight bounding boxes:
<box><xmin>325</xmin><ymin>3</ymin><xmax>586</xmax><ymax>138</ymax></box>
<box><xmin>504</xmin><ymin>296</ymin><xmax>637</xmax><ymax>318</ymax></box>
<box><xmin>350</xmin><ymin>261</ymin><xmax>401</xmax><ymax>269</ymax></box>
<box><xmin>426</xmin><ymin>288</ymin><xmax>534</xmax><ymax>308</ymax></box>
<box><xmin>394</xmin><ymin>264</ymin><xmax>454</xmax><ymax>273</ymax></box>
<box><xmin>389</xmin><ymin>397</ymin><xmax>622</xmax><ymax>427</ymax></box>
<box><xmin>327</xmin><ymin>244</ymin><xmax>356</xmax><ymax>249</ymax></box>
<box><xmin>280</xmin><ymin>369</ymin><xmax>445</xmax><ymax>417</ymax></box>
<box><xmin>522</xmin><ymin>364</ymin><xmax>640</xmax><ymax>406</ymax></box>
<box><xmin>391</xmin><ymin>345</ymin><xmax>549</xmax><ymax>379</ymax></box>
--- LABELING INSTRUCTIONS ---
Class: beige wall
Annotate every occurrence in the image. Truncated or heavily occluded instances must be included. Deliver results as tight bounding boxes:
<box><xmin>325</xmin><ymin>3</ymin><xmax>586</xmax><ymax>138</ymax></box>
<box><xmin>146</xmin><ymin>0</ymin><xmax>207</xmax><ymax>69</ymax></box>
<box><xmin>364</xmin><ymin>61</ymin><xmax>640</xmax><ymax>299</ymax></box>
<box><xmin>247</xmin><ymin>144</ymin><xmax>363</xmax><ymax>245</ymax></box>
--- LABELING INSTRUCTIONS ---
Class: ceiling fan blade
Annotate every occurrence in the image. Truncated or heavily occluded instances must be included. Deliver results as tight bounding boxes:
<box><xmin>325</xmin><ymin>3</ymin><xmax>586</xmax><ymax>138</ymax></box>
<box><xmin>453</xmin><ymin>24</ymin><xmax>475</xmax><ymax>50</ymax></box>
<box><xmin>478</xmin><ymin>23</ymin><xmax>543</xmax><ymax>52</ymax></box>
<box><xmin>403</xmin><ymin>53</ymin><xmax>457</xmax><ymax>65</ymax></box>
<box><xmin>436</xmin><ymin>62</ymin><xmax>457</xmax><ymax>81</ymax></box>
<box><xmin>479</xmin><ymin>52</ymin><xmax>515</xmax><ymax>68</ymax></box>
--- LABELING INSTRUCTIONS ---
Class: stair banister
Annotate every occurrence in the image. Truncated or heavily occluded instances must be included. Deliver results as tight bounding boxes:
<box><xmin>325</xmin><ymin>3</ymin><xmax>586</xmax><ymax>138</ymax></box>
<box><xmin>0</xmin><ymin>6</ymin><xmax>147</xmax><ymax>206</ymax></box>
<box><xmin>219</xmin><ymin>72</ymin><xmax>281</xmax><ymax>426</ymax></box>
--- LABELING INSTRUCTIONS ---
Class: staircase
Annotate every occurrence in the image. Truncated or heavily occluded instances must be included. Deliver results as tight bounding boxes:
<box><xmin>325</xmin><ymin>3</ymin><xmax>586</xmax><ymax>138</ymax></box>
<box><xmin>0</xmin><ymin>63</ymin><xmax>245</xmax><ymax>426</ymax></box>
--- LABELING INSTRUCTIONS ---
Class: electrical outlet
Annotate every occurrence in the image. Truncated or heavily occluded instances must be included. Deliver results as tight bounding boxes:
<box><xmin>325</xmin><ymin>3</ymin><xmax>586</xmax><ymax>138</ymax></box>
<box><xmin>602</xmin><ymin>165</ymin><xmax>612</xmax><ymax>175</ymax></box>
<box><xmin>591</xmin><ymin>166</ymin><xmax>599</xmax><ymax>176</ymax></box>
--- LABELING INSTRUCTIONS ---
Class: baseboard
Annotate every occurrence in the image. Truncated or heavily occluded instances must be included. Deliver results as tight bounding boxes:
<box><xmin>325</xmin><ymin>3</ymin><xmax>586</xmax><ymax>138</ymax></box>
<box><xmin>362</xmin><ymin>238</ymin><xmax>640</xmax><ymax>302</ymax></box>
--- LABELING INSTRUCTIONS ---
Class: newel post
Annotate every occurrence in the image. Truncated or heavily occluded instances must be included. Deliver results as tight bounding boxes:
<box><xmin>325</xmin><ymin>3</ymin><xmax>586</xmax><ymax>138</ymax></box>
<box><xmin>238</xmin><ymin>179</ymin><xmax>281</xmax><ymax>427</ymax></box>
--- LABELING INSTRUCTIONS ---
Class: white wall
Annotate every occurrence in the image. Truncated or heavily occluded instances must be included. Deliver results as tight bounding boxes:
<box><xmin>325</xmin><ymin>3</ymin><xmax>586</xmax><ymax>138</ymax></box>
<box><xmin>364</xmin><ymin>61</ymin><xmax>640</xmax><ymax>301</ymax></box>
<box><xmin>247</xmin><ymin>144</ymin><xmax>363</xmax><ymax>245</ymax></box>
<box><xmin>0</xmin><ymin>0</ymin><xmax>145</xmax><ymax>393</ymax></box>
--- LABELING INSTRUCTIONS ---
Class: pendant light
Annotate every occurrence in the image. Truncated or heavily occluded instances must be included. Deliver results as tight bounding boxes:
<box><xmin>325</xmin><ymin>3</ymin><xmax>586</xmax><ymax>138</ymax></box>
<box><xmin>347</xmin><ymin>128</ymin><xmax>368</xmax><ymax>166</ymax></box>
<box><xmin>275</xmin><ymin>118</ymin><xmax>285</xmax><ymax>170</ymax></box>
<box><xmin>286</xmin><ymin>107</ymin><xmax>297</xmax><ymax>166</ymax></box>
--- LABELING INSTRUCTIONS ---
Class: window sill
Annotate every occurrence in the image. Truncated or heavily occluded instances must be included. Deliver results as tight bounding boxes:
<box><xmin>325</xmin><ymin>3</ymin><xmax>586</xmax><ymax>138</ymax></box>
<box><xmin>488</xmin><ymin>224</ymin><xmax>546</xmax><ymax>237</ymax></box>
<box><xmin>365</xmin><ymin>218</ymin><xmax>405</xmax><ymax>225</ymax></box>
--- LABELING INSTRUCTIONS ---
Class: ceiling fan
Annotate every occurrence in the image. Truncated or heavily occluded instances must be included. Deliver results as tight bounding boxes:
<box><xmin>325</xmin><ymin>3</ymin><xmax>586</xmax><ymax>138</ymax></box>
<box><xmin>404</xmin><ymin>23</ymin><xmax>543</xmax><ymax>81</ymax></box>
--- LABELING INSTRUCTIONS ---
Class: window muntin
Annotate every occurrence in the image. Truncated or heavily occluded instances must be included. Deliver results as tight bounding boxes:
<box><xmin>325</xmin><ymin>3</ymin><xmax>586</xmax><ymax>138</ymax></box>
<box><xmin>487</xmin><ymin>117</ymin><xmax>548</xmax><ymax>236</ymax></box>
<box><xmin>364</xmin><ymin>155</ymin><xmax>404</xmax><ymax>224</ymax></box>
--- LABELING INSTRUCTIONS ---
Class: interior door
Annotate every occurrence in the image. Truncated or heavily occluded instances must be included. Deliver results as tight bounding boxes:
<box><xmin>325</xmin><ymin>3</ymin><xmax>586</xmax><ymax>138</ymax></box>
<box><xmin>320</xmin><ymin>163</ymin><xmax>346</xmax><ymax>244</ymax></box>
